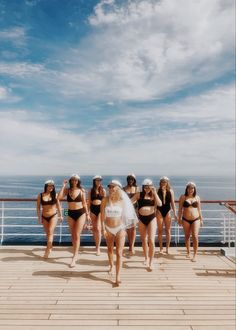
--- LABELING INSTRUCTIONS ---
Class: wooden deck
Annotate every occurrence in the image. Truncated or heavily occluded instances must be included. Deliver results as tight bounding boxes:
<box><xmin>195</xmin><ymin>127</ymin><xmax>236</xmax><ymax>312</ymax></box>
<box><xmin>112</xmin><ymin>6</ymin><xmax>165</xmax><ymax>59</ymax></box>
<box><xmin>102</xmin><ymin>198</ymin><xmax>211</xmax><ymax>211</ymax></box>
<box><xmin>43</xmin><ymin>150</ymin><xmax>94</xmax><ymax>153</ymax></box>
<box><xmin>0</xmin><ymin>246</ymin><xmax>235</xmax><ymax>330</ymax></box>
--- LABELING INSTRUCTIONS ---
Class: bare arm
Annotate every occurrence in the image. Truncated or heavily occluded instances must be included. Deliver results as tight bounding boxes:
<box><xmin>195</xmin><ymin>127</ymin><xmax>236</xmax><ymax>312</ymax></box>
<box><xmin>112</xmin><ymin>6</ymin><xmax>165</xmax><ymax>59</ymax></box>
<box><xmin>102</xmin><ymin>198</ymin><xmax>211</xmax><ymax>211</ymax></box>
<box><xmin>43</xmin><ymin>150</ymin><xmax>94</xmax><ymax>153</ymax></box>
<box><xmin>100</xmin><ymin>197</ymin><xmax>107</xmax><ymax>237</ymax></box>
<box><xmin>152</xmin><ymin>188</ymin><xmax>162</xmax><ymax>207</ymax></box>
<box><xmin>178</xmin><ymin>195</ymin><xmax>184</xmax><ymax>225</ymax></box>
<box><xmin>130</xmin><ymin>192</ymin><xmax>140</xmax><ymax>204</ymax></box>
<box><xmin>36</xmin><ymin>194</ymin><xmax>42</xmax><ymax>223</ymax></box>
<box><xmin>56</xmin><ymin>194</ymin><xmax>63</xmax><ymax>222</ymax></box>
<box><xmin>197</xmin><ymin>196</ymin><xmax>203</xmax><ymax>226</ymax></box>
<box><xmin>87</xmin><ymin>189</ymin><xmax>91</xmax><ymax>209</ymax></box>
<box><xmin>81</xmin><ymin>190</ymin><xmax>90</xmax><ymax>221</ymax></box>
<box><xmin>170</xmin><ymin>189</ymin><xmax>177</xmax><ymax>219</ymax></box>
<box><xmin>58</xmin><ymin>180</ymin><xmax>68</xmax><ymax>200</ymax></box>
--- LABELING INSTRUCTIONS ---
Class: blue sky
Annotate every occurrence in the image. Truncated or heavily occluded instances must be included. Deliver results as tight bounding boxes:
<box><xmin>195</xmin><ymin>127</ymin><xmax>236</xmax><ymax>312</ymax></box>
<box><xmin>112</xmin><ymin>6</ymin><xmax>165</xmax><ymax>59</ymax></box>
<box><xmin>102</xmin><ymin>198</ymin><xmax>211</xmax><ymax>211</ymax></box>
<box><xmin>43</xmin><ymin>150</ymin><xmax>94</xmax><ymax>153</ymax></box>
<box><xmin>0</xmin><ymin>0</ymin><xmax>235</xmax><ymax>176</ymax></box>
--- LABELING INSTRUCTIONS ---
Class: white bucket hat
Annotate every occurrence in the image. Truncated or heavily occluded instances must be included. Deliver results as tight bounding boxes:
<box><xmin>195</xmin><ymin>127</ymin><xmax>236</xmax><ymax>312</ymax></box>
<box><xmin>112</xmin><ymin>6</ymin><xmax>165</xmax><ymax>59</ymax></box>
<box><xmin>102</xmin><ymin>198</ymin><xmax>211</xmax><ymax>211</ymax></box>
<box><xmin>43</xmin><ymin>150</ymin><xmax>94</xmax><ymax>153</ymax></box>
<box><xmin>142</xmin><ymin>178</ymin><xmax>153</xmax><ymax>186</ymax></box>
<box><xmin>107</xmin><ymin>179</ymin><xmax>122</xmax><ymax>188</ymax></box>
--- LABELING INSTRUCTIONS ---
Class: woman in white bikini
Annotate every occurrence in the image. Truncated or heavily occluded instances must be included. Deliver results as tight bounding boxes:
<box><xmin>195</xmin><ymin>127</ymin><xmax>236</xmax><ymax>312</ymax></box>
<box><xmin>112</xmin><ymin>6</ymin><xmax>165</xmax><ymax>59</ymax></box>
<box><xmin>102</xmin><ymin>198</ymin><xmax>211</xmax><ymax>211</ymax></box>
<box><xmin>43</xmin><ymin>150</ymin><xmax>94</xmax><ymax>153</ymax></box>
<box><xmin>101</xmin><ymin>180</ymin><xmax>138</xmax><ymax>286</ymax></box>
<box><xmin>178</xmin><ymin>182</ymin><xmax>203</xmax><ymax>262</ymax></box>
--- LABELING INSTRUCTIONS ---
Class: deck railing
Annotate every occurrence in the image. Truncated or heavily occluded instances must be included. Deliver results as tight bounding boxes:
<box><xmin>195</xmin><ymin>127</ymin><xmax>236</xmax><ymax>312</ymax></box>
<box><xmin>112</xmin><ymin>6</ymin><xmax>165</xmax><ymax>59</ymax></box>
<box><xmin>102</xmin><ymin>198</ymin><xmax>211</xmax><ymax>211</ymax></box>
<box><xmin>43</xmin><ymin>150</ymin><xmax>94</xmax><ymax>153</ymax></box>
<box><xmin>0</xmin><ymin>199</ymin><xmax>235</xmax><ymax>246</ymax></box>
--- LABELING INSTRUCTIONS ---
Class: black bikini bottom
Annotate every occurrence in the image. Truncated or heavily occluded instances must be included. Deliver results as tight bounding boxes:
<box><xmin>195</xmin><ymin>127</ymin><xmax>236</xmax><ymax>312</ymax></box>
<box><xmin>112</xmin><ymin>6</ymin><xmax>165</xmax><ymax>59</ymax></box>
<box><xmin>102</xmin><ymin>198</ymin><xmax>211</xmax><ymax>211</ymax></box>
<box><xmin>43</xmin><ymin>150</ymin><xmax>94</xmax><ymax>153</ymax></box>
<box><xmin>42</xmin><ymin>213</ymin><xmax>57</xmax><ymax>222</ymax></box>
<box><xmin>90</xmin><ymin>204</ymin><xmax>100</xmax><ymax>217</ymax></box>
<box><xmin>139</xmin><ymin>213</ymin><xmax>156</xmax><ymax>226</ymax></box>
<box><xmin>157</xmin><ymin>206</ymin><xmax>171</xmax><ymax>218</ymax></box>
<box><xmin>182</xmin><ymin>216</ymin><xmax>200</xmax><ymax>225</ymax></box>
<box><xmin>68</xmin><ymin>208</ymin><xmax>86</xmax><ymax>221</ymax></box>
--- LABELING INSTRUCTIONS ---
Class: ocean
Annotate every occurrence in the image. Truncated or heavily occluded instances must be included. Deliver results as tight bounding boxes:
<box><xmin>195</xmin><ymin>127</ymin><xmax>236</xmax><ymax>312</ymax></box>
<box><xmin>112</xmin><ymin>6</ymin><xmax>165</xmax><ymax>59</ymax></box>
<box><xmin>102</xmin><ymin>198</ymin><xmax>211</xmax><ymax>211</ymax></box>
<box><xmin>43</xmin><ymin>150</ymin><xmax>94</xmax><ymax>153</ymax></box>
<box><xmin>0</xmin><ymin>175</ymin><xmax>235</xmax><ymax>246</ymax></box>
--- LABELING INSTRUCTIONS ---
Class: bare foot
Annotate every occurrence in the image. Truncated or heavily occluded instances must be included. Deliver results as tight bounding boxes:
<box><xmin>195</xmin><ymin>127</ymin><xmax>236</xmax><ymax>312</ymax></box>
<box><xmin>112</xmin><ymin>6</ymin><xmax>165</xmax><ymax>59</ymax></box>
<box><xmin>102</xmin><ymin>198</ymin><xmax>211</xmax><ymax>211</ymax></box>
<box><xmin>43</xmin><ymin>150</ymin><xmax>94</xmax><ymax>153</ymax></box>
<box><xmin>70</xmin><ymin>257</ymin><xmax>78</xmax><ymax>268</ymax></box>
<box><xmin>148</xmin><ymin>262</ymin><xmax>154</xmax><ymax>271</ymax></box>
<box><xmin>43</xmin><ymin>248</ymin><xmax>51</xmax><ymax>259</ymax></box>
<box><xmin>186</xmin><ymin>253</ymin><xmax>191</xmax><ymax>259</ymax></box>
<box><xmin>96</xmin><ymin>249</ymin><xmax>101</xmax><ymax>256</ymax></box>
<box><xmin>108</xmin><ymin>266</ymin><xmax>114</xmax><ymax>275</ymax></box>
<box><xmin>192</xmin><ymin>255</ymin><xmax>197</xmax><ymax>262</ymax></box>
<box><xmin>143</xmin><ymin>258</ymin><xmax>148</xmax><ymax>266</ymax></box>
<box><xmin>129</xmin><ymin>249</ymin><xmax>135</xmax><ymax>256</ymax></box>
<box><xmin>159</xmin><ymin>249</ymin><xmax>163</xmax><ymax>254</ymax></box>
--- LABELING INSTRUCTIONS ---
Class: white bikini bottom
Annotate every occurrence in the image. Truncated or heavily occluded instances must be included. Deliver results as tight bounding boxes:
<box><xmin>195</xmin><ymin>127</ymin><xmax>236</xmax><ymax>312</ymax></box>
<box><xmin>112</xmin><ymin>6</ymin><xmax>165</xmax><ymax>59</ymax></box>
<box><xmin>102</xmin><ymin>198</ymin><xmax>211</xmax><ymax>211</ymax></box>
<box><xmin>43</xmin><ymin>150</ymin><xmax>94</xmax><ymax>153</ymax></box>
<box><xmin>105</xmin><ymin>224</ymin><xmax>125</xmax><ymax>236</ymax></box>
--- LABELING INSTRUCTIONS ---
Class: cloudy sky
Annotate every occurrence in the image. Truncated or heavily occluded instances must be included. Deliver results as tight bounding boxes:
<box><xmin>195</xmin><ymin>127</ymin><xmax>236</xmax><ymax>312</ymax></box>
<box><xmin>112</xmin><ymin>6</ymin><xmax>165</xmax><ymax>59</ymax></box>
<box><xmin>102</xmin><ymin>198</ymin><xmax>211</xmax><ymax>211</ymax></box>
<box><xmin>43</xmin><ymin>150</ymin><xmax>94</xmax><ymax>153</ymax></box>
<box><xmin>0</xmin><ymin>0</ymin><xmax>235</xmax><ymax>176</ymax></box>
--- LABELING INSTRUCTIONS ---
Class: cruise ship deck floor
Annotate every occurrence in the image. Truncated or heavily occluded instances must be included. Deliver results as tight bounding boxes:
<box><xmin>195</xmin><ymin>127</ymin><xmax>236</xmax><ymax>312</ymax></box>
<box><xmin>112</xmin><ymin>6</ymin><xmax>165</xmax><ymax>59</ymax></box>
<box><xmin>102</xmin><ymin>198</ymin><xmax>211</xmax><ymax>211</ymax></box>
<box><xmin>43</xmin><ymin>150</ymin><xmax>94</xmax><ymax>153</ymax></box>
<box><xmin>0</xmin><ymin>246</ymin><xmax>235</xmax><ymax>330</ymax></box>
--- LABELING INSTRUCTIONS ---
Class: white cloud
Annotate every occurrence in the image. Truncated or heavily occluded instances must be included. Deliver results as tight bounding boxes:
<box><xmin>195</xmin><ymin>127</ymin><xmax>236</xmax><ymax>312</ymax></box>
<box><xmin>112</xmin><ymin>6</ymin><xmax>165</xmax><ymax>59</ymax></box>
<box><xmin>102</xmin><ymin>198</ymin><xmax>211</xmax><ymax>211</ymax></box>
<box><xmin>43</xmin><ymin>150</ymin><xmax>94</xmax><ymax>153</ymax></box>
<box><xmin>50</xmin><ymin>0</ymin><xmax>234</xmax><ymax>102</ymax></box>
<box><xmin>0</xmin><ymin>62</ymin><xmax>44</xmax><ymax>77</ymax></box>
<box><xmin>0</xmin><ymin>84</ymin><xmax>234</xmax><ymax>176</ymax></box>
<box><xmin>0</xmin><ymin>27</ymin><xmax>27</xmax><ymax>47</ymax></box>
<box><xmin>0</xmin><ymin>86</ymin><xmax>21</xmax><ymax>103</ymax></box>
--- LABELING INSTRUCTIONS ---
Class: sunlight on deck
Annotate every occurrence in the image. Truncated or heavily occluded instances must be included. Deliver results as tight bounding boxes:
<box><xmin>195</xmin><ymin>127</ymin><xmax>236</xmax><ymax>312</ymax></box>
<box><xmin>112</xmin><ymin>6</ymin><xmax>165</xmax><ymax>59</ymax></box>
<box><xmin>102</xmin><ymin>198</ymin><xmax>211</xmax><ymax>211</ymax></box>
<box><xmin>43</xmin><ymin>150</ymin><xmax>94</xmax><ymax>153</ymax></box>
<box><xmin>0</xmin><ymin>246</ymin><xmax>235</xmax><ymax>330</ymax></box>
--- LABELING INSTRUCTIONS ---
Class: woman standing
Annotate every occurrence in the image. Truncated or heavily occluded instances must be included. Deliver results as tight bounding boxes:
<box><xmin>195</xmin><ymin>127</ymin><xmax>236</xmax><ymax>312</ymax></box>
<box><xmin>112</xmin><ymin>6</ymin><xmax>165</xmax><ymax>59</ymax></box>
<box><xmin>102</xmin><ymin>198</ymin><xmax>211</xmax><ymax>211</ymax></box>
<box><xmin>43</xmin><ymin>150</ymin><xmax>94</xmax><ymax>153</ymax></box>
<box><xmin>88</xmin><ymin>175</ymin><xmax>106</xmax><ymax>256</ymax></box>
<box><xmin>178</xmin><ymin>182</ymin><xmax>203</xmax><ymax>262</ymax></box>
<box><xmin>101</xmin><ymin>180</ymin><xmax>138</xmax><ymax>286</ymax></box>
<box><xmin>37</xmin><ymin>180</ymin><xmax>63</xmax><ymax>259</ymax></box>
<box><xmin>58</xmin><ymin>174</ymin><xmax>90</xmax><ymax>268</ymax></box>
<box><xmin>131</xmin><ymin>179</ymin><xmax>162</xmax><ymax>271</ymax></box>
<box><xmin>156</xmin><ymin>177</ymin><xmax>177</xmax><ymax>254</ymax></box>
<box><xmin>123</xmin><ymin>173</ymin><xmax>139</xmax><ymax>255</ymax></box>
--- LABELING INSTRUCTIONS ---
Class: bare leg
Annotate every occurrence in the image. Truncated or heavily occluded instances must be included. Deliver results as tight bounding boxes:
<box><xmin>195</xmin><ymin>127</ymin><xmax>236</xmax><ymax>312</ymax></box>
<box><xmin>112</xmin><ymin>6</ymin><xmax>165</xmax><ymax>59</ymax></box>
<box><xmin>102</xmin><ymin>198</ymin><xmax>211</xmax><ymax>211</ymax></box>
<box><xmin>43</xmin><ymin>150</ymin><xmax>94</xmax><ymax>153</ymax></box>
<box><xmin>138</xmin><ymin>221</ymin><xmax>148</xmax><ymax>264</ymax></box>
<box><xmin>105</xmin><ymin>231</ymin><xmax>115</xmax><ymax>274</ymax></box>
<box><xmin>164</xmin><ymin>213</ymin><xmax>172</xmax><ymax>254</ymax></box>
<box><xmin>156</xmin><ymin>212</ymin><xmax>163</xmax><ymax>252</ymax></box>
<box><xmin>191</xmin><ymin>220</ymin><xmax>201</xmax><ymax>261</ymax></box>
<box><xmin>68</xmin><ymin>215</ymin><xmax>86</xmax><ymax>267</ymax></box>
<box><xmin>126</xmin><ymin>227</ymin><xmax>136</xmax><ymax>254</ymax></box>
<box><xmin>42</xmin><ymin>216</ymin><xmax>58</xmax><ymax>258</ymax></box>
<box><xmin>115</xmin><ymin>230</ymin><xmax>126</xmax><ymax>285</ymax></box>
<box><xmin>147</xmin><ymin>219</ymin><xmax>157</xmax><ymax>270</ymax></box>
<box><xmin>91</xmin><ymin>213</ymin><xmax>101</xmax><ymax>255</ymax></box>
<box><xmin>182</xmin><ymin>220</ymin><xmax>191</xmax><ymax>258</ymax></box>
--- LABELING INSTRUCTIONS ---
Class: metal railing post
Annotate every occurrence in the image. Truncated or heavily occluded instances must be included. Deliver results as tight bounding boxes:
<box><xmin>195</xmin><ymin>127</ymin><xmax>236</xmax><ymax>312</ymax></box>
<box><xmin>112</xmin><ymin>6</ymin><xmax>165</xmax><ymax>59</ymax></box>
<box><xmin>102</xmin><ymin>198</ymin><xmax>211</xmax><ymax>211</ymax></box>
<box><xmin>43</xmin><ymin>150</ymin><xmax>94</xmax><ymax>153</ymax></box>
<box><xmin>1</xmin><ymin>201</ymin><xmax>4</xmax><ymax>245</ymax></box>
<box><xmin>228</xmin><ymin>213</ymin><xmax>231</xmax><ymax>248</ymax></box>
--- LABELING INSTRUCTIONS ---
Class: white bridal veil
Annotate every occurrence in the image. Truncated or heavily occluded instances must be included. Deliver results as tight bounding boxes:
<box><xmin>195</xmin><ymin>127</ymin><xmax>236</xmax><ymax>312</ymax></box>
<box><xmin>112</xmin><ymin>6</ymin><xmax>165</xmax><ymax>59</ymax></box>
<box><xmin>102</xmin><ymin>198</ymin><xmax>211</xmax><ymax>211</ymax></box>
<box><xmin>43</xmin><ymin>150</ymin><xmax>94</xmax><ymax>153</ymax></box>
<box><xmin>120</xmin><ymin>189</ymin><xmax>138</xmax><ymax>229</ymax></box>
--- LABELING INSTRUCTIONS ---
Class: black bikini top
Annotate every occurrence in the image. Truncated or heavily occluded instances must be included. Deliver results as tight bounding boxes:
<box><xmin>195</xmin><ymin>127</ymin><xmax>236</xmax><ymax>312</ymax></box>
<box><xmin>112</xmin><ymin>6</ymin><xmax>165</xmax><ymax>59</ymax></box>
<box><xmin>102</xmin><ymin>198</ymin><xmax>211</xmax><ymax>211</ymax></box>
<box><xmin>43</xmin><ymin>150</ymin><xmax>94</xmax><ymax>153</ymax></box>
<box><xmin>40</xmin><ymin>193</ymin><xmax>57</xmax><ymax>205</ymax></box>
<box><xmin>91</xmin><ymin>189</ymin><xmax>103</xmax><ymax>201</ymax></box>
<box><xmin>127</xmin><ymin>192</ymin><xmax>135</xmax><ymax>198</ymax></box>
<box><xmin>138</xmin><ymin>193</ymin><xmax>155</xmax><ymax>209</ymax></box>
<box><xmin>67</xmin><ymin>190</ymin><xmax>82</xmax><ymax>202</ymax></box>
<box><xmin>183</xmin><ymin>199</ymin><xmax>198</xmax><ymax>208</ymax></box>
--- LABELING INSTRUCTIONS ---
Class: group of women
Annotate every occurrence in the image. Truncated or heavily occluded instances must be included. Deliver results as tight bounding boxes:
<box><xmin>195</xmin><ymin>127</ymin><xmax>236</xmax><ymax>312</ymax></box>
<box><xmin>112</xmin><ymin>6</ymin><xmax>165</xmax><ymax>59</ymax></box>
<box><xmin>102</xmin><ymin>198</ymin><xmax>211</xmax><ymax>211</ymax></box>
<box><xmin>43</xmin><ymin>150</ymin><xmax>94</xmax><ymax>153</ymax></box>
<box><xmin>37</xmin><ymin>174</ymin><xmax>203</xmax><ymax>286</ymax></box>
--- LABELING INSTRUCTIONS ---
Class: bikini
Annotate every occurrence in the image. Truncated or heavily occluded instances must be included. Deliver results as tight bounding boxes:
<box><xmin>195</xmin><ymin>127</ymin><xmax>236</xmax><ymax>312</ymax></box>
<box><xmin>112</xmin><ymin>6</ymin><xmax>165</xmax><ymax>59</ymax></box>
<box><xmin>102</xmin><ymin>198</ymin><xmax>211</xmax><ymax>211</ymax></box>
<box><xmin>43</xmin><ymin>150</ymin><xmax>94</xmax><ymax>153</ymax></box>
<box><xmin>182</xmin><ymin>199</ymin><xmax>200</xmax><ymax>224</ymax></box>
<box><xmin>67</xmin><ymin>190</ymin><xmax>86</xmax><ymax>221</ymax></box>
<box><xmin>40</xmin><ymin>193</ymin><xmax>57</xmax><ymax>222</ymax></box>
<box><xmin>90</xmin><ymin>190</ymin><xmax>103</xmax><ymax>216</ymax></box>
<box><xmin>125</xmin><ymin>188</ymin><xmax>138</xmax><ymax>208</ymax></box>
<box><xmin>105</xmin><ymin>204</ymin><xmax>124</xmax><ymax>235</ymax></box>
<box><xmin>138</xmin><ymin>194</ymin><xmax>155</xmax><ymax>226</ymax></box>
<box><xmin>157</xmin><ymin>189</ymin><xmax>171</xmax><ymax>217</ymax></box>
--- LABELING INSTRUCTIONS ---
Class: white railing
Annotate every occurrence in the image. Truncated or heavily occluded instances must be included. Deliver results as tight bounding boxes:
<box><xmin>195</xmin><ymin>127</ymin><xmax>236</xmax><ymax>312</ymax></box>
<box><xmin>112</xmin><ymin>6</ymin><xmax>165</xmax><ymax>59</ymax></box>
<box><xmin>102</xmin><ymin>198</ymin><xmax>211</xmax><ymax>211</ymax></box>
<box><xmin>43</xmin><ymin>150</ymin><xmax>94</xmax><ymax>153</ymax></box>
<box><xmin>0</xmin><ymin>199</ymin><xmax>235</xmax><ymax>246</ymax></box>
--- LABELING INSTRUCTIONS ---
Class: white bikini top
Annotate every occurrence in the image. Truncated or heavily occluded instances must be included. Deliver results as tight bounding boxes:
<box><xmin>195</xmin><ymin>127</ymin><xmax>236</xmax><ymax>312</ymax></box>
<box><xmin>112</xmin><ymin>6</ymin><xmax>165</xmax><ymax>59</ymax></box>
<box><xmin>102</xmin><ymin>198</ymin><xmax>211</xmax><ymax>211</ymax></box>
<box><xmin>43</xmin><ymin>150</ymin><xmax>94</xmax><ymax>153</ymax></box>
<box><xmin>105</xmin><ymin>205</ymin><xmax>122</xmax><ymax>218</ymax></box>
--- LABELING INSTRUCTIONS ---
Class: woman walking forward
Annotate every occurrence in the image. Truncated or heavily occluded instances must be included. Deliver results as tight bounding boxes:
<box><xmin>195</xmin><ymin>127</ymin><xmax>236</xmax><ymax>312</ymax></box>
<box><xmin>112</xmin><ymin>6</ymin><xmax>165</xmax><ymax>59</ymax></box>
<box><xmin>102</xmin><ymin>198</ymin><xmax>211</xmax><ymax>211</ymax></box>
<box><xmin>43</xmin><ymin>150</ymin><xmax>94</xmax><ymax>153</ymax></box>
<box><xmin>101</xmin><ymin>180</ymin><xmax>138</xmax><ymax>286</ymax></box>
<box><xmin>132</xmin><ymin>179</ymin><xmax>162</xmax><ymax>271</ymax></box>
<box><xmin>37</xmin><ymin>180</ymin><xmax>63</xmax><ymax>259</ymax></box>
<box><xmin>123</xmin><ymin>173</ymin><xmax>139</xmax><ymax>255</ymax></box>
<box><xmin>178</xmin><ymin>182</ymin><xmax>203</xmax><ymax>262</ymax></box>
<box><xmin>88</xmin><ymin>175</ymin><xmax>106</xmax><ymax>256</ymax></box>
<box><xmin>58</xmin><ymin>174</ymin><xmax>90</xmax><ymax>267</ymax></box>
<box><xmin>156</xmin><ymin>176</ymin><xmax>177</xmax><ymax>254</ymax></box>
